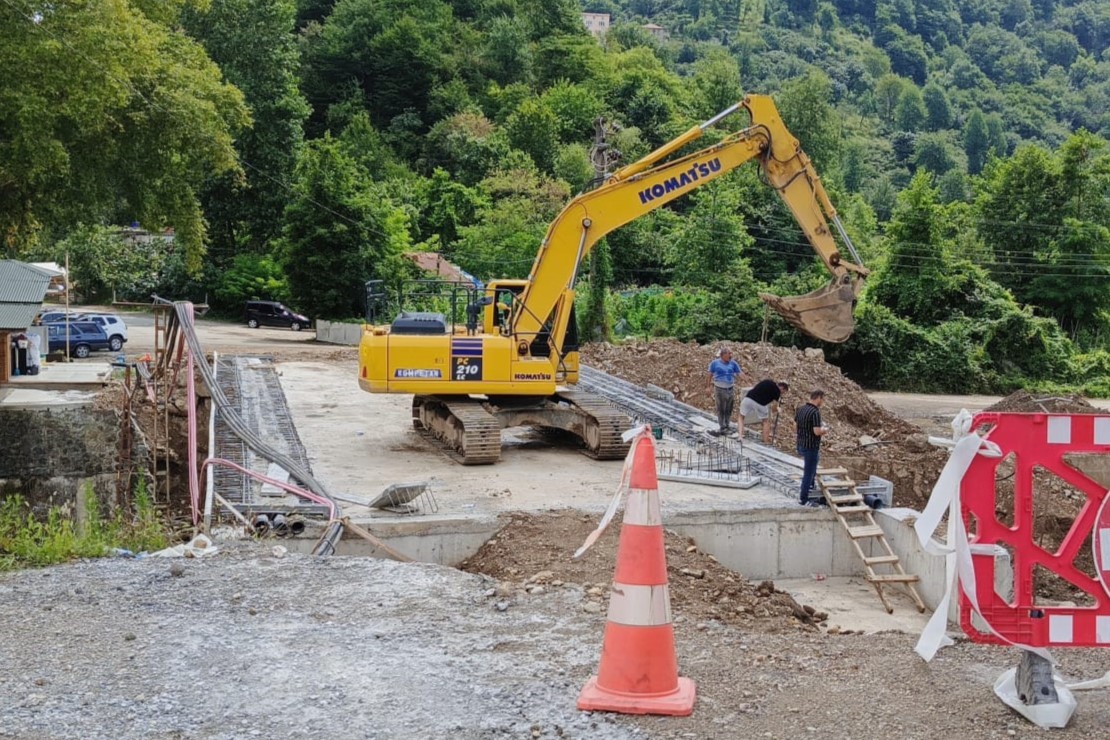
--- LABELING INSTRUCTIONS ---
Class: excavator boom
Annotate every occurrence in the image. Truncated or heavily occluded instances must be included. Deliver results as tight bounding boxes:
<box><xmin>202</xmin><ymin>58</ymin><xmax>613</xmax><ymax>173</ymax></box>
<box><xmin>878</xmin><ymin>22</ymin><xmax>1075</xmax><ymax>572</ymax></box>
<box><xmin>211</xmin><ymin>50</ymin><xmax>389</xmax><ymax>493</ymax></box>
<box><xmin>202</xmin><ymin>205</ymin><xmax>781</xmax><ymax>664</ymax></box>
<box><xmin>513</xmin><ymin>94</ymin><xmax>867</xmax><ymax>347</ymax></box>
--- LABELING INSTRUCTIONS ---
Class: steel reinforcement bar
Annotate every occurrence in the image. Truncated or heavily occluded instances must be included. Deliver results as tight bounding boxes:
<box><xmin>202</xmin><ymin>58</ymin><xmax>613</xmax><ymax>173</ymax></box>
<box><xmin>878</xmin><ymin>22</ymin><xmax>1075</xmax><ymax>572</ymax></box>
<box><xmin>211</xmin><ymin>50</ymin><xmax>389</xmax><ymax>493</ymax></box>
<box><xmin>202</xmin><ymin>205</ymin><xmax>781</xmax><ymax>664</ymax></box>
<box><xmin>577</xmin><ymin>365</ymin><xmax>802</xmax><ymax>494</ymax></box>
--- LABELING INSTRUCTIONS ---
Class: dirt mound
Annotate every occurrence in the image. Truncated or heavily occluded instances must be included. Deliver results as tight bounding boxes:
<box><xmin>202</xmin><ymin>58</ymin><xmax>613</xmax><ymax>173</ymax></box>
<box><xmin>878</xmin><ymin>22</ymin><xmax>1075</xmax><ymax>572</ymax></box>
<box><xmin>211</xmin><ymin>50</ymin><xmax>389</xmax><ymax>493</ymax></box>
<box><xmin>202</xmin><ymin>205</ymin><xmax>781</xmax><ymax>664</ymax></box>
<box><xmin>582</xmin><ymin>340</ymin><xmax>947</xmax><ymax>508</ymax></box>
<box><xmin>460</xmin><ymin>512</ymin><xmax>831</xmax><ymax>633</ymax></box>
<box><xmin>986</xmin><ymin>390</ymin><xmax>1103</xmax><ymax>415</ymax></box>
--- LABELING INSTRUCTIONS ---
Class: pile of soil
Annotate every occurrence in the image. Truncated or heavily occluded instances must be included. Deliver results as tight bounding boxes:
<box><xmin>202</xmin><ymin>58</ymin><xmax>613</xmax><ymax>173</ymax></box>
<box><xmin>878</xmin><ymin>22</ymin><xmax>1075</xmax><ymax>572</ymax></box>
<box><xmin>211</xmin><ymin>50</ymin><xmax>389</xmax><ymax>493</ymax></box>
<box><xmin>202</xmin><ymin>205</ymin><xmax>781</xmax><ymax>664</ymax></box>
<box><xmin>460</xmin><ymin>512</ymin><xmax>834</xmax><ymax>633</ymax></box>
<box><xmin>985</xmin><ymin>390</ymin><xmax>1104</xmax><ymax>415</ymax></box>
<box><xmin>582</xmin><ymin>340</ymin><xmax>948</xmax><ymax>509</ymax></box>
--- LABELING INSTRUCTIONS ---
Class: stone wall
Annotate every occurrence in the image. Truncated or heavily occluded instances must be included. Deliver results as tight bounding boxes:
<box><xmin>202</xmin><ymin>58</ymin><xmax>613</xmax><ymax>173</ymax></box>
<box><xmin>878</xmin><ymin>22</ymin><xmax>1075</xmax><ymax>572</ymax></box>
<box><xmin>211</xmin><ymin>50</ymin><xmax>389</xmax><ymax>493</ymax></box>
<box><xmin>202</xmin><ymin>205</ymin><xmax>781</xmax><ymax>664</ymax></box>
<box><xmin>0</xmin><ymin>407</ymin><xmax>119</xmax><ymax>511</ymax></box>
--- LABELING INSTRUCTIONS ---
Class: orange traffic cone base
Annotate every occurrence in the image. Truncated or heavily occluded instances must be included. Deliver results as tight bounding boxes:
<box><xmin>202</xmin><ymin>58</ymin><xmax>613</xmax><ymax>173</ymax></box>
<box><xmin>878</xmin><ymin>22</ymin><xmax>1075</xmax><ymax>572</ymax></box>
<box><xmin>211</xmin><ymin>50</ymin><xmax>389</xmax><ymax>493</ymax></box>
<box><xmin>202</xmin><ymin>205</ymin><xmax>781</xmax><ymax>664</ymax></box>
<box><xmin>577</xmin><ymin>676</ymin><xmax>696</xmax><ymax>716</ymax></box>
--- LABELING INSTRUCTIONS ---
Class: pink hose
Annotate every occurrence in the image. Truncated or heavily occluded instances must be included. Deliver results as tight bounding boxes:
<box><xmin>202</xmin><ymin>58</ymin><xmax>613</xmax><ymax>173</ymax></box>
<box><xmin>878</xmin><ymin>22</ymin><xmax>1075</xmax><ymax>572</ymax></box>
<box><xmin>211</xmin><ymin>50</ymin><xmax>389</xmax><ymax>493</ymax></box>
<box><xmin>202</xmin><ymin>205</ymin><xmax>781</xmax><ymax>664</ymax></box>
<box><xmin>200</xmin><ymin>457</ymin><xmax>337</xmax><ymax>521</ymax></box>
<box><xmin>184</xmin><ymin>302</ymin><xmax>200</xmax><ymax>525</ymax></box>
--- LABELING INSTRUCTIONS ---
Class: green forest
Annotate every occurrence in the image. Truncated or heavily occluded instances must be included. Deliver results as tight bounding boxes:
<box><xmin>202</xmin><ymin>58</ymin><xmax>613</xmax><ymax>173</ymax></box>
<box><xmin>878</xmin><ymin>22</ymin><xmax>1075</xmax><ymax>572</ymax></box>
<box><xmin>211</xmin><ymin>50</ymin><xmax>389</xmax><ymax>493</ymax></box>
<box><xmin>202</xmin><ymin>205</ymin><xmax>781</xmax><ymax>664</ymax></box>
<box><xmin>2</xmin><ymin>0</ymin><xmax>1109</xmax><ymax>393</ymax></box>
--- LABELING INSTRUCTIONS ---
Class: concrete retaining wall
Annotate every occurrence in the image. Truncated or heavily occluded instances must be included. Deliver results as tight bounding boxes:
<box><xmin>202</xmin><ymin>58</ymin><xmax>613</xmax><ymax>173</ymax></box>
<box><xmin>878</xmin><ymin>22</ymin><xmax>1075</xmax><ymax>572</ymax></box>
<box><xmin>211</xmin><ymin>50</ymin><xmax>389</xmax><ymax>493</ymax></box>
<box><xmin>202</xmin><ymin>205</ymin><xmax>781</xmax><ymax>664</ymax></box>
<box><xmin>314</xmin><ymin>320</ymin><xmax>363</xmax><ymax>346</ymax></box>
<box><xmin>0</xmin><ymin>407</ymin><xmax>120</xmax><ymax>511</ymax></box>
<box><xmin>312</xmin><ymin>504</ymin><xmax>1014</xmax><ymax>626</ymax></box>
<box><xmin>668</xmin><ymin>509</ymin><xmax>863</xmax><ymax>581</ymax></box>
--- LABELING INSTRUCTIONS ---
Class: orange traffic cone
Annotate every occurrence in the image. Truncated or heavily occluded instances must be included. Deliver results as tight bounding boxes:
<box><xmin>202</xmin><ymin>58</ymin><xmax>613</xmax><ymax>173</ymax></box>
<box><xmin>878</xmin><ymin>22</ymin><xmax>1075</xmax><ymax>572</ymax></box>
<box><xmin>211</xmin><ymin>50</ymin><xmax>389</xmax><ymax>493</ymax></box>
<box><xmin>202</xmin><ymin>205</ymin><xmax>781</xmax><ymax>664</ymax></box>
<box><xmin>577</xmin><ymin>432</ymin><xmax>696</xmax><ymax>716</ymax></box>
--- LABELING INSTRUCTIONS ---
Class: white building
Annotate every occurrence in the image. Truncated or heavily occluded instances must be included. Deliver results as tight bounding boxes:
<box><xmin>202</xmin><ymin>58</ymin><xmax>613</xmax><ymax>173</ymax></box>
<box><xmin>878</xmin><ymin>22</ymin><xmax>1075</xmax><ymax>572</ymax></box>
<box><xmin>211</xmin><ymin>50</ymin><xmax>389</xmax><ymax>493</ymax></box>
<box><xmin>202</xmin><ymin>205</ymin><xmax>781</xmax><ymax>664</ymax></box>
<box><xmin>582</xmin><ymin>12</ymin><xmax>610</xmax><ymax>37</ymax></box>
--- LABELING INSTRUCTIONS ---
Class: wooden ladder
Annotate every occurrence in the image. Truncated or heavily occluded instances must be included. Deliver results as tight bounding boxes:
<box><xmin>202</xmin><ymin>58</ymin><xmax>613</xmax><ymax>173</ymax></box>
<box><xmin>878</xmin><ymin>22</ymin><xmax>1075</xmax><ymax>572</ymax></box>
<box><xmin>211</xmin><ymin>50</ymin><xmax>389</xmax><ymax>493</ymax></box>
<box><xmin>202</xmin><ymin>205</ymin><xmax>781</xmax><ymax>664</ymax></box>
<box><xmin>816</xmin><ymin>467</ymin><xmax>926</xmax><ymax>614</ymax></box>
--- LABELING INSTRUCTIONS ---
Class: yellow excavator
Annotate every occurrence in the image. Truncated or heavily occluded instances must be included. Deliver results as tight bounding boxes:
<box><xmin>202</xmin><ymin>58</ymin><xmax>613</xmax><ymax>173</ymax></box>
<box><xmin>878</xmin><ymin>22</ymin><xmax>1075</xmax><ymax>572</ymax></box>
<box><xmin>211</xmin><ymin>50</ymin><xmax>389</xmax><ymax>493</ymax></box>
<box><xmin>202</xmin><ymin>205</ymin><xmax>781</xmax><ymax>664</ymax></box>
<box><xmin>359</xmin><ymin>94</ymin><xmax>869</xmax><ymax>464</ymax></box>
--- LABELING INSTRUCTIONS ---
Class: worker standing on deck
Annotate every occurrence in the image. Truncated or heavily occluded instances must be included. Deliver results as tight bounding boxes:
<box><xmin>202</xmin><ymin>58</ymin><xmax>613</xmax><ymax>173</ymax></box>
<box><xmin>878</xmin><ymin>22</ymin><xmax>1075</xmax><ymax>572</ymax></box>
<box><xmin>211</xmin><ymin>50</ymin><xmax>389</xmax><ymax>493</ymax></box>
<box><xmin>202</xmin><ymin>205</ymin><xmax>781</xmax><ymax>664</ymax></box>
<box><xmin>740</xmin><ymin>380</ymin><xmax>789</xmax><ymax>443</ymax></box>
<box><xmin>795</xmin><ymin>389</ymin><xmax>828</xmax><ymax>507</ymax></box>
<box><xmin>707</xmin><ymin>347</ymin><xmax>746</xmax><ymax>436</ymax></box>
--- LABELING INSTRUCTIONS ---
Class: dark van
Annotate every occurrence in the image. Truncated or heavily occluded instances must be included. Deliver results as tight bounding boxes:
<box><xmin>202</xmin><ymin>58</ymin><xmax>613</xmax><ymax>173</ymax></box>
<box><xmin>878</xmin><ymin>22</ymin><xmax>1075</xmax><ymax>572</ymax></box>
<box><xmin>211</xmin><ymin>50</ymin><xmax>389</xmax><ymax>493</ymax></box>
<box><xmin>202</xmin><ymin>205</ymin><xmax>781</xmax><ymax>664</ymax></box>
<box><xmin>244</xmin><ymin>301</ymin><xmax>310</xmax><ymax>331</ymax></box>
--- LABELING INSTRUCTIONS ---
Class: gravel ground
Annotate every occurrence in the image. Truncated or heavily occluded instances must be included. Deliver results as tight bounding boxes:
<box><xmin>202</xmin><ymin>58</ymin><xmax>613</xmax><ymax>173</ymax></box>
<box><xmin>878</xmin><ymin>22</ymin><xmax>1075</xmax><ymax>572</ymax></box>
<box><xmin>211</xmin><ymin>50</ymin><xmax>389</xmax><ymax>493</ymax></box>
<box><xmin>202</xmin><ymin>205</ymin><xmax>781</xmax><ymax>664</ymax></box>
<box><xmin>2</xmin><ymin>548</ymin><xmax>1108</xmax><ymax>739</ymax></box>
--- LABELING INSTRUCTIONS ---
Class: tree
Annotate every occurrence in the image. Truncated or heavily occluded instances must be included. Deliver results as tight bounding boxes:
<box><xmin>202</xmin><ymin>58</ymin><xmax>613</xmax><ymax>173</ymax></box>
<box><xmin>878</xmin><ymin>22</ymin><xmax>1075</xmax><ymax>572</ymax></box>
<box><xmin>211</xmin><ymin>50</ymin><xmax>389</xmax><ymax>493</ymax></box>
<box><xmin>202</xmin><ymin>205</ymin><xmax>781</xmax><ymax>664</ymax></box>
<box><xmin>776</xmin><ymin>70</ymin><xmax>842</xmax><ymax>173</ymax></box>
<box><xmin>301</xmin><ymin>0</ymin><xmax>453</xmax><ymax>129</ymax></box>
<box><xmin>482</xmin><ymin>15</ymin><xmax>532</xmax><ymax>86</ymax></box>
<box><xmin>184</xmin><ymin>0</ymin><xmax>311</xmax><ymax>258</ymax></box>
<box><xmin>913</xmin><ymin>132</ymin><xmax>960</xmax><ymax>176</ymax></box>
<box><xmin>665</xmin><ymin>180</ymin><xmax>755</xmax><ymax>290</ymax></box>
<box><xmin>51</xmin><ymin>225</ymin><xmax>167</xmax><ymax>302</ymax></box>
<box><xmin>506</xmin><ymin>99</ymin><xmax>559</xmax><ymax>172</ymax></box>
<box><xmin>691</xmin><ymin>50</ymin><xmax>743</xmax><ymax>120</ymax></box>
<box><xmin>874</xmin><ymin>74</ymin><xmax>907</xmax><ymax>124</ymax></box>
<box><xmin>869</xmin><ymin>172</ymin><xmax>980</xmax><ymax>325</ymax></box>
<box><xmin>0</xmin><ymin>0</ymin><xmax>248</xmax><ymax>267</ymax></box>
<box><xmin>882</xmin><ymin>27</ymin><xmax>928</xmax><ymax>84</ymax></box>
<box><xmin>894</xmin><ymin>85</ymin><xmax>927</xmax><ymax>131</ymax></box>
<box><xmin>425</xmin><ymin>112</ymin><xmax>511</xmax><ymax>185</ymax></box>
<box><xmin>541</xmin><ymin>82</ymin><xmax>604</xmax><ymax>145</ymax></box>
<box><xmin>964</xmin><ymin>109</ymin><xmax>991</xmax><ymax>174</ymax></box>
<box><xmin>922</xmin><ymin>83</ymin><xmax>953</xmax><ymax>131</ymax></box>
<box><xmin>280</xmin><ymin>136</ymin><xmax>409</xmax><ymax>319</ymax></box>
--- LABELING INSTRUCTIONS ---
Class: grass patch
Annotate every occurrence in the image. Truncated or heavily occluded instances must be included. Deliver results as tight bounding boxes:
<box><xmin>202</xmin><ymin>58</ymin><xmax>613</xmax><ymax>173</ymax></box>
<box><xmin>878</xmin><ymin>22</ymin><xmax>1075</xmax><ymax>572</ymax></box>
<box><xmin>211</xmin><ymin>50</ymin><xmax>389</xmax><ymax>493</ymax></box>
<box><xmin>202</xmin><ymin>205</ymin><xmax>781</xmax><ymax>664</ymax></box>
<box><xmin>0</xmin><ymin>478</ymin><xmax>168</xmax><ymax>571</ymax></box>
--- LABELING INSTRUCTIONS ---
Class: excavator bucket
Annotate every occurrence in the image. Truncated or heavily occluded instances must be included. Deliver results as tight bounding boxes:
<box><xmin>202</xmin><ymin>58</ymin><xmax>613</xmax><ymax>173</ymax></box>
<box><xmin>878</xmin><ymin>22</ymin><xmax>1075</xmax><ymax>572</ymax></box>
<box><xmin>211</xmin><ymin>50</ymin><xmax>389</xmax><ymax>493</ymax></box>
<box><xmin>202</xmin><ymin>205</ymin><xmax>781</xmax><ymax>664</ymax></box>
<box><xmin>759</xmin><ymin>277</ymin><xmax>859</xmax><ymax>344</ymax></box>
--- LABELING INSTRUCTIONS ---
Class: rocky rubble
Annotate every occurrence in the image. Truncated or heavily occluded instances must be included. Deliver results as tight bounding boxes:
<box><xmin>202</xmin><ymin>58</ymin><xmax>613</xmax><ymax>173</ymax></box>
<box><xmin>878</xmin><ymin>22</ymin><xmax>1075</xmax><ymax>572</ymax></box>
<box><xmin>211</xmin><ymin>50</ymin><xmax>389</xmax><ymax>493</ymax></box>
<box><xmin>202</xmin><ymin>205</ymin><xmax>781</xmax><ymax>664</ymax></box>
<box><xmin>460</xmin><ymin>512</ymin><xmax>835</xmax><ymax>633</ymax></box>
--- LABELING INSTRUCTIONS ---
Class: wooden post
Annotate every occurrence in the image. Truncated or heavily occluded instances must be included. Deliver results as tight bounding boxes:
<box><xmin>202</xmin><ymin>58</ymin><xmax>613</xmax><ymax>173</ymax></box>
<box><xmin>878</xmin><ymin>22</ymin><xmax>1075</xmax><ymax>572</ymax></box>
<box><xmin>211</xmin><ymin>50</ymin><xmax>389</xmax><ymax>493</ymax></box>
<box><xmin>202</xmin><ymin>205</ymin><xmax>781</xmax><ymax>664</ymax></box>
<box><xmin>0</xmin><ymin>331</ymin><xmax>10</xmax><ymax>384</ymax></box>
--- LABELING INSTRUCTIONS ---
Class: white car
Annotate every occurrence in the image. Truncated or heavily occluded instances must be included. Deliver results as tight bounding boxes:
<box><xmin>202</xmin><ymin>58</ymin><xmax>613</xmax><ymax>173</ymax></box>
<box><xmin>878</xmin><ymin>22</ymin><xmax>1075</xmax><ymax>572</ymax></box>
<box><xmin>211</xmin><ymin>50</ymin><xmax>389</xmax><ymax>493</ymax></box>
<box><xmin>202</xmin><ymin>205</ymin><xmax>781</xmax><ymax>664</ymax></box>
<box><xmin>73</xmin><ymin>313</ymin><xmax>128</xmax><ymax>352</ymax></box>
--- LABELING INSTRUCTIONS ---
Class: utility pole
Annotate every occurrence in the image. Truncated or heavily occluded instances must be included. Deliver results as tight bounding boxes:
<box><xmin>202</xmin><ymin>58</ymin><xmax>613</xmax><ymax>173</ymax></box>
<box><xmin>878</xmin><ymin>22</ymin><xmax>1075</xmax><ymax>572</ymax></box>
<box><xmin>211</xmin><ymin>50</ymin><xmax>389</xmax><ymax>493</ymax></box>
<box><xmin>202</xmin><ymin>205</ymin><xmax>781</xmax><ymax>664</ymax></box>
<box><xmin>583</xmin><ymin>119</ymin><xmax>622</xmax><ymax>342</ymax></box>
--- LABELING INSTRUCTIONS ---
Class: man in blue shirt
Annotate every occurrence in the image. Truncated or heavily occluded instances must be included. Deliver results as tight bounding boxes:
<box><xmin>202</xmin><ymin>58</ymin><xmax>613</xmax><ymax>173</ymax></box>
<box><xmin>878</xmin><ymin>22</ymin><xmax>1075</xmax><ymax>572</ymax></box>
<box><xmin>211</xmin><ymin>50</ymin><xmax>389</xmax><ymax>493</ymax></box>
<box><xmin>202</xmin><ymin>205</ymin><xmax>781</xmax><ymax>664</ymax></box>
<box><xmin>795</xmin><ymin>389</ymin><xmax>829</xmax><ymax>506</ymax></box>
<box><xmin>706</xmin><ymin>347</ymin><xmax>746</xmax><ymax>435</ymax></box>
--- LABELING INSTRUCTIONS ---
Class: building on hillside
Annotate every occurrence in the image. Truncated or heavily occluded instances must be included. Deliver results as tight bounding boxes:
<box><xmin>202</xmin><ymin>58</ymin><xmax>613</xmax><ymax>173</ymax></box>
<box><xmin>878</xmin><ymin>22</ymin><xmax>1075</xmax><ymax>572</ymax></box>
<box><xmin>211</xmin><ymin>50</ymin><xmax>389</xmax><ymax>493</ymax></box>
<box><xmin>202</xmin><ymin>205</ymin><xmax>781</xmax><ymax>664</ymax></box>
<box><xmin>643</xmin><ymin>23</ymin><xmax>667</xmax><ymax>40</ymax></box>
<box><xmin>0</xmin><ymin>260</ymin><xmax>51</xmax><ymax>384</ymax></box>
<box><xmin>582</xmin><ymin>12</ymin><xmax>610</xmax><ymax>36</ymax></box>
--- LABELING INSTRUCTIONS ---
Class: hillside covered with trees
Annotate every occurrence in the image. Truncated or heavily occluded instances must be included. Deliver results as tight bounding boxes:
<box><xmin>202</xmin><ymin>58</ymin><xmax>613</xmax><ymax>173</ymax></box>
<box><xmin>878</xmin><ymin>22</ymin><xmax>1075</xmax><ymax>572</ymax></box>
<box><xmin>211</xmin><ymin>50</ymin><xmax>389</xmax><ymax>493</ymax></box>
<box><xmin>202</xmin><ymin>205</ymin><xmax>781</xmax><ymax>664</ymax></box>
<box><xmin>1</xmin><ymin>0</ymin><xmax>1108</xmax><ymax>393</ymax></box>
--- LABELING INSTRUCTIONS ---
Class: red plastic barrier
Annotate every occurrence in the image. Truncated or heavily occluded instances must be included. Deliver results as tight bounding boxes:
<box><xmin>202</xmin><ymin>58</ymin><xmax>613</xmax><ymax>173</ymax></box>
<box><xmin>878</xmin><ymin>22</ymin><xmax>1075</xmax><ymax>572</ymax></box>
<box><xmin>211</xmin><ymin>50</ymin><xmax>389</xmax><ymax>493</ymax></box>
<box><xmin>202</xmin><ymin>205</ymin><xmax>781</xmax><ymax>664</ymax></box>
<box><xmin>959</xmin><ymin>412</ymin><xmax>1110</xmax><ymax>648</ymax></box>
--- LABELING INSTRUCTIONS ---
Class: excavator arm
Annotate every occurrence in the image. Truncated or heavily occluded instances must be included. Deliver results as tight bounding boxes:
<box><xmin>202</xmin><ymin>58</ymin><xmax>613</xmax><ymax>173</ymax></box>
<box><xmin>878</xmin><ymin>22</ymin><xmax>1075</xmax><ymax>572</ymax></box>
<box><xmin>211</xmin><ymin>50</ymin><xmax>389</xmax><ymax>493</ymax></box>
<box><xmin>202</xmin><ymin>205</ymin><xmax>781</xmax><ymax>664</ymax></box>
<box><xmin>512</xmin><ymin>94</ymin><xmax>869</xmax><ymax>351</ymax></box>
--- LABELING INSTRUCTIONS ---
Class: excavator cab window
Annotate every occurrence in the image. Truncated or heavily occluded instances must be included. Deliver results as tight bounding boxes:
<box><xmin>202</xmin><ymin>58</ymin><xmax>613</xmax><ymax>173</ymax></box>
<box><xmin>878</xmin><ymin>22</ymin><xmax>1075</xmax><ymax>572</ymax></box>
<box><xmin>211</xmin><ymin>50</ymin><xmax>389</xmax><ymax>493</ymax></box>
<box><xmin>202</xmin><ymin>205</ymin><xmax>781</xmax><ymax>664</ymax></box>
<box><xmin>494</xmin><ymin>289</ymin><xmax>516</xmax><ymax>334</ymax></box>
<box><xmin>529</xmin><ymin>304</ymin><xmax>578</xmax><ymax>358</ymax></box>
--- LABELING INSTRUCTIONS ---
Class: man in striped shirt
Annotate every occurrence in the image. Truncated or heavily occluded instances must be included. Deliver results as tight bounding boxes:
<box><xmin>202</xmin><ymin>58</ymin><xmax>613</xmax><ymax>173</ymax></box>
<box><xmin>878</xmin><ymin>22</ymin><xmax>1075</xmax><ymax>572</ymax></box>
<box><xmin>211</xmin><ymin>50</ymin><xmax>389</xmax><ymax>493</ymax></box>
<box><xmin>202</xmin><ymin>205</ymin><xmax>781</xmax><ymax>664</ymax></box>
<box><xmin>795</xmin><ymin>389</ymin><xmax>829</xmax><ymax>506</ymax></box>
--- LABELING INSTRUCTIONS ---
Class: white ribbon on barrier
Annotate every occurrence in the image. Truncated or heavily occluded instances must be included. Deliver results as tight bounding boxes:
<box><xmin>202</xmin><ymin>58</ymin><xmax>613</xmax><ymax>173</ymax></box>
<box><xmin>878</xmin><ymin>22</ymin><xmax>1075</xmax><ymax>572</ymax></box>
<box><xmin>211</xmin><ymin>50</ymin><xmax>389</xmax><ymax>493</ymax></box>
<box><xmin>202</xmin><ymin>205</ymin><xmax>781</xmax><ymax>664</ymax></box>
<box><xmin>914</xmin><ymin>410</ymin><xmax>1079</xmax><ymax>728</ymax></box>
<box><xmin>574</xmin><ymin>425</ymin><xmax>651</xmax><ymax>559</ymax></box>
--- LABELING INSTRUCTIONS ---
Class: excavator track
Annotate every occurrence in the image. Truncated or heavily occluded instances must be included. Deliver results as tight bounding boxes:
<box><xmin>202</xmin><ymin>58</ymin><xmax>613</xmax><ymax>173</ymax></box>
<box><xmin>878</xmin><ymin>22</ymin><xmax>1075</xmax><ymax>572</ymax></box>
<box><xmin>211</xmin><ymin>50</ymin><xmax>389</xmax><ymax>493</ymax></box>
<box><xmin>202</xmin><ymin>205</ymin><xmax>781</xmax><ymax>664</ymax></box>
<box><xmin>412</xmin><ymin>395</ymin><xmax>501</xmax><ymax>465</ymax></box>
<box><xmin>554</xmin><ymin>390</ymin><xmax>630</xmax><ymax>460</ymax></box>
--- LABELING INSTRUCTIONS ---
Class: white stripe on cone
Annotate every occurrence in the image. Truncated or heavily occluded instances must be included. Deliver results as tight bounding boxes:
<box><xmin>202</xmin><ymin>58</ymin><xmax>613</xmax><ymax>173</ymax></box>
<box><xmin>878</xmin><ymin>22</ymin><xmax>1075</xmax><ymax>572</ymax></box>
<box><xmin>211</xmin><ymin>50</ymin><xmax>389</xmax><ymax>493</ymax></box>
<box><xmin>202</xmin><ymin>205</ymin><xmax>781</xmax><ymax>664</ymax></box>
<box><xmin>607</xmin><ymin>583</ymin><xmax>673</xmax><ymax>626</ymax></box>
<box><xmin>625</xmin><ymin>489</ymin><xmax>662</xmax><ymax>526</ymax></box>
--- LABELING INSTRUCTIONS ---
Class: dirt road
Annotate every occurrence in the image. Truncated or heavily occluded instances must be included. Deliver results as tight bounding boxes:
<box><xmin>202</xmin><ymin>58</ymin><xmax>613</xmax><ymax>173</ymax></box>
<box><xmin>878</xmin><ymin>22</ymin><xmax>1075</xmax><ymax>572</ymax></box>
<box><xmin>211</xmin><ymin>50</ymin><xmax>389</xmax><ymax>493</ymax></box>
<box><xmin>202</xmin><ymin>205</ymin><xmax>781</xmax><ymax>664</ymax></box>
<box><xmin>1</xmin><ymin>550</ymin><xmax>1108</xmax><ymax>739</ymax></box>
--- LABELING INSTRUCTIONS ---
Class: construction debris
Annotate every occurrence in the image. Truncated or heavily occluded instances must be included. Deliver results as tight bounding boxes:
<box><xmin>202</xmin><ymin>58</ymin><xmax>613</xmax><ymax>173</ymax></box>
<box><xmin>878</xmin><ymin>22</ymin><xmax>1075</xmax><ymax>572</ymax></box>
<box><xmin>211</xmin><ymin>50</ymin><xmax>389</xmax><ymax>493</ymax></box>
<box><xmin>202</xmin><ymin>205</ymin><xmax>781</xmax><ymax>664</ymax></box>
<box><xmin>460</xmin><ymin>511</ymin><xmax>824</xmax><ymax>630</ymax></box>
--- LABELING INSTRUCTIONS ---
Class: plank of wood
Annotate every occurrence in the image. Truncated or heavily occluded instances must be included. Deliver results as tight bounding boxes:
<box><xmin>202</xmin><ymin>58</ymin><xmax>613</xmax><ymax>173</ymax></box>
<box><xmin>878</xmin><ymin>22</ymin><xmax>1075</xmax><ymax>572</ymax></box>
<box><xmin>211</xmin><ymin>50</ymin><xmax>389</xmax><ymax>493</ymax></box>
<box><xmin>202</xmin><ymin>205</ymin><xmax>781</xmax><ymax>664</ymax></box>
<box><xmin>847</xmin><ymin>524</ymin><xmax>884</xmax><ymax>539</ymax></box>
<box><xmin>816</xmin><ymin>467</ymin><xmax>849</xmax><ymax>475</ymax></box>
<box><xmin>866</xmin><ymin>574</ymin><xmax>921</xmax><ymax>583</ymax></box>
<box><xmin>863</xmin><ymin>555</ymin><xmax>901</xmax><ymax>565</ymax></box>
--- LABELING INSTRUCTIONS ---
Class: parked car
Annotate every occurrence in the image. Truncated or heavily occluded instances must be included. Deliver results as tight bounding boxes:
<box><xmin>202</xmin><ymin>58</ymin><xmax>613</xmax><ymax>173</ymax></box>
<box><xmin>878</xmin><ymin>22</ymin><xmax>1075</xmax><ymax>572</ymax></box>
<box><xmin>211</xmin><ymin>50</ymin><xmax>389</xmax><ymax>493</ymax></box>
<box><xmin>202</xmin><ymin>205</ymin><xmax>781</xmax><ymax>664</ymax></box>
<box><xmin>244</xmin><ymin>300</ymin><xmax>310</xmax><ymax>331</ymax></box>
<box><xmin>35</xmin><ymin>310</ymin><xmax>71</xmax><ymax>325</ymax></box>
<box><xmin>74</xmin><ymin>313</ymin><xmax>128</xmax><ymax>351</ymax></box>
<box><xmin>46</xmin><ymin>322</ymin><xmax>111</xmax><ymax>358</ymax></box>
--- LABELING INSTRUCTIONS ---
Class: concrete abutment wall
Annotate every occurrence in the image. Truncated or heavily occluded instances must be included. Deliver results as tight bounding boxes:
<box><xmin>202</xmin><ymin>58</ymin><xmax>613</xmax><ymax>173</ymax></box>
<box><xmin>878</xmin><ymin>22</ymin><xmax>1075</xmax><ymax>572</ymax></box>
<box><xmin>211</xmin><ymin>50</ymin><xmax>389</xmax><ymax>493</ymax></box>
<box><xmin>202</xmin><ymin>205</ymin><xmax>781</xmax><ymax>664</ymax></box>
<box><xmin>0</xmin><ymin>407</ymin><xmax>120</xmax><ymax>513</ymax></box>
<box><xmin>289</xmin><ymin>505</ymin><xmax>1011</xmax><ymax>622</ymax></box>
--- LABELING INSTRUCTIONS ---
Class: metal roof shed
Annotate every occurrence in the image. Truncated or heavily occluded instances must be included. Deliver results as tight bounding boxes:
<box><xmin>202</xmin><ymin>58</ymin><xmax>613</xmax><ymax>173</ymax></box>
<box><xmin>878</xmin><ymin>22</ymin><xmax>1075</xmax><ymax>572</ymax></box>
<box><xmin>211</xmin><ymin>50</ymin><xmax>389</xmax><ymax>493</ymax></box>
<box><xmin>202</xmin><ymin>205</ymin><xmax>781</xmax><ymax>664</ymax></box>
<box><xmin>0</xmin><ymin>260</ymin><xmax>52</xmax><ymax>384</ymax></box>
